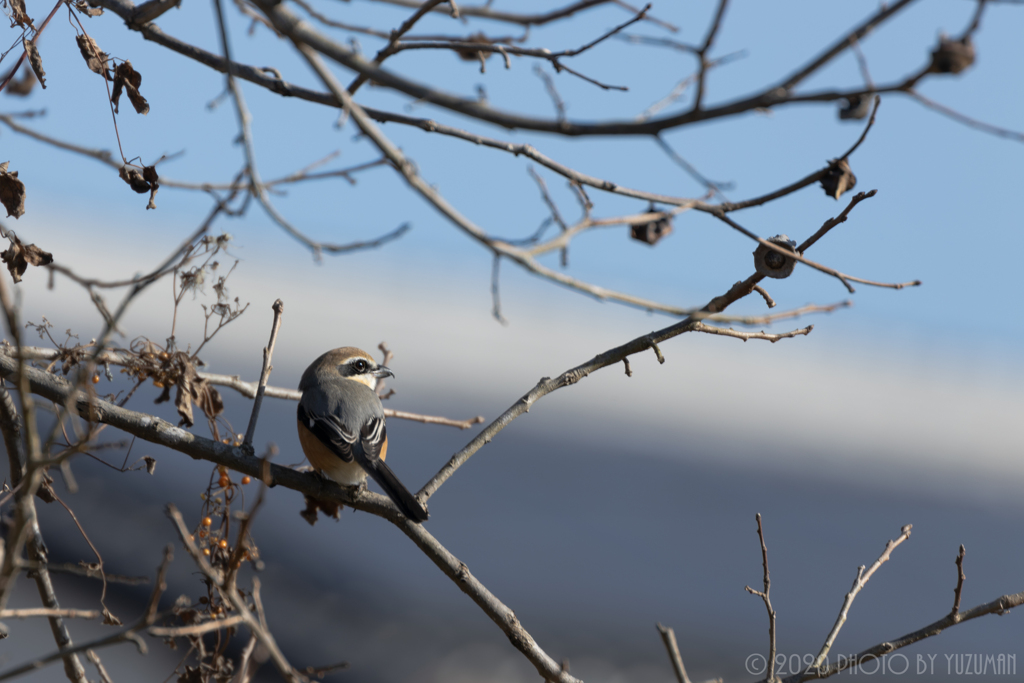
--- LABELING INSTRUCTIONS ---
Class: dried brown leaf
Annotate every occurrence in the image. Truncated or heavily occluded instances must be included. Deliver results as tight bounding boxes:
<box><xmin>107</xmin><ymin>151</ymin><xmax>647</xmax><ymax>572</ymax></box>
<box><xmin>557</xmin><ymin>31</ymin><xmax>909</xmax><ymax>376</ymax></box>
<box><xmin>119</xmin><ymin>165</ymin><xmax>151</xmax><ymax>194</ymax></box>
<box><xmin>178</xmin><ymin>665</ymin><xmax>204</xmax><ymax>683</ymax></box>
<box><xmin>173</xmin><ymin>375</ymin><xmax>194</xmax><ymax>427</ymax></box>
<box><xmin>102</xmin><ymin>608</ymin><xmax>123</xmax><ymax>626</ymax></box>
<box><xmin>191</xmin><ymin>378</ymin><xmax>223</xmax><ymax>421</ymax></box>
<box><xmin>5</xmin><ymin>68</ymin><xmax>35</xmax><ymax>96</ymax></box>
<box><xmin>21</xmin><ymin>39</ymin><xmax>45</xmax><ymax>89</ymax></box>
<box><xmin>112</xmin><ymin>61</ymin><xmax>149</xmax><ymax>115</ymax></box>
<box><xmin>154</xmin><ymin>383</ymin><xmax>172</xmax><ymax>404</ymax></box>
<box><xmin>9</xmin><ymin>0</ymin><xmax>34</xmax><ymax>30</ymax></box>
<box><xmin>0</xmin><ymin>162</ymin><xmax>26</xmax><ymax>219</ymax></box>
<box><xmin>144</xmin><ymin>165</ymin><xmax>159</xmax><ymax>209</ymax></box>
<box><xmin>142</xmin><ymin>455</ymin><xmax>157</xmax><ymax>474</ymax></box>
<box><xmin>151</xmin><ymin>355</ymin><xmax>225</xmax><ymax>427</ymax></box>
<box><xmin>301</xmin><ymin>493</ymin><xmax>342</xmax><ymax>526</ymax></box>
<box><xmin>37</xmin><ymin>476</ymin><xmax>55</xmax><ymax>503</ymax></box>
<box><xmin>76</xmin><ymin>34</ymin><xmax>109</xmax><ymax>77</ymax></box>
<box><xmin>75</xmin><ymin>0</ymin><xmax>104</xmax><ymax>16</ymax></box>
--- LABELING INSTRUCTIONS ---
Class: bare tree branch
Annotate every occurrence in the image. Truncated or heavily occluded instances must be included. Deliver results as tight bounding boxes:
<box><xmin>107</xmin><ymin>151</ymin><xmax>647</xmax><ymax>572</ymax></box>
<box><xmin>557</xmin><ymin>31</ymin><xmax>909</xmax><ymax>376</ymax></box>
<box><xmin>6</xmin><ymin>347</ymin><xmax>485</xmax><ymax>429</ymax></box>
<box><xmin>242</xmin><ymin>299</ymin><xmax>283</xmax><ymax>448</ymax></box>
<box><xmin>744</xmin><ymin>514</ymin><xmax>777</xmax><ymax>682</ymax></box>
<box><xmin>810</xmin><ymin>525</ymin><xmax>913</xmax><ymax>670</ymax></box>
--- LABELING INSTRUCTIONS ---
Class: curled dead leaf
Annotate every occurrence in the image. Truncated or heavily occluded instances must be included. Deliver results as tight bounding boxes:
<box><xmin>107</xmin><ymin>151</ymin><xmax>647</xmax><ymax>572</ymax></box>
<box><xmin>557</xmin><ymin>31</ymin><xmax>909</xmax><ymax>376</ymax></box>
<box><xmin>4</xmin><ymin>68</ymin><xmax>35</xmax><ymax>96</ymax></box>
<box><xmin>75</xmin><ymin>0</ymin><xmax>104</xmax><ymax>16</ymax></box>
<box><xmin>37</xmin><ymin>475</ymin><xmax>56</xmax><ymax>503</ymax></box>
<box><xmin>21</xmin><ymin>39</ymin><xmax>45</xmax><ymax>90</ymax></box>
<box><xmin>119</xmin><ymin>165</ymin><xmax>151</xmax><ymax>194</ymax></box>
<box><xmin>143</xmin><ymin>164</ymin><xmax>159</xmax><ymax>210</ymax></box>
<box><xmin>111</xmin><ymin>61</ymin><xmax>149</xmax><ymax>115</ymax></box>
<box><xmin>820</xmin><ymin>158</ymin><xmax>856</xmax><ymax>200</ymax></box>
<box><xmin>9</xmin><ymin>0</ymin><xmax>34</xmax><ymax>30</ymax></box>
<box><xmin>102</xmin><ymin>608</ymin><xmax>122</xmax><ymax>626</ymax></box>
<box><xmin>142</xmin><ymin>455</ymin><xmax>157</xmax><ymax>474</ymax></box>
<box><xmin>1</xmin><ymin>236</ymin><xmax>53</xmax><ymax>282</ymax></box>
<box><xmin>0</xmin><ymin>161</ymin><xmax>26</xmax><ymax>218</ymax></box>
<box><xmin>301</xmin><ymin>493</ymin><xmax>342</xmax><ymax>526</ymax></box>
<box><xmin>147</xmin><ymin>348</ymin><xmax>224</xmax><ymax>427</ymax></box>
<box><xmin>76</xmin><ymin>34</ymin><xmax>109</xmax><ymax>77</ymax></box>
<box><xmin>190</xmin><ymin>378</ymin><xmax>224</xmax><ymax>423</ymax></box>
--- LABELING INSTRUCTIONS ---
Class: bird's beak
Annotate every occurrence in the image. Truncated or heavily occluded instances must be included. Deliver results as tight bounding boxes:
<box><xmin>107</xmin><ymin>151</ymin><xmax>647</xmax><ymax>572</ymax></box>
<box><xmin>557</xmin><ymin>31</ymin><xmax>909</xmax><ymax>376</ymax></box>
<box><xmin>373</xmin><ymin>365</ymin><xmax>394</xmax><ymax>379</ymax></box>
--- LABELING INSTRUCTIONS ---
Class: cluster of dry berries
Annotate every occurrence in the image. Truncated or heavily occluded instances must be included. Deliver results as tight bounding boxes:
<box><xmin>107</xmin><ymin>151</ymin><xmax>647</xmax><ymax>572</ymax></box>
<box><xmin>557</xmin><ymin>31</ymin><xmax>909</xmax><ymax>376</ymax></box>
<box><xmin>191</xmin><ymin>466</ymin><xmax>258</xmax><ymax>572</ymax></box>
<box><xmin>221</xmin><ymin>433</ymin><xmax>245</xmax><ymax>447</ymax></box>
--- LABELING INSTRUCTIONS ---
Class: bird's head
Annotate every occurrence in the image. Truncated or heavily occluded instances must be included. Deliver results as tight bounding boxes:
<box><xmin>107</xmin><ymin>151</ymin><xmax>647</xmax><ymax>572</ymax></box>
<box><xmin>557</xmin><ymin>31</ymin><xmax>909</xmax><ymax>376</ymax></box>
<box><xmin>321</xmin><ymin>346</ymin><xmax>394</xmax><ymax>389</ymax></box>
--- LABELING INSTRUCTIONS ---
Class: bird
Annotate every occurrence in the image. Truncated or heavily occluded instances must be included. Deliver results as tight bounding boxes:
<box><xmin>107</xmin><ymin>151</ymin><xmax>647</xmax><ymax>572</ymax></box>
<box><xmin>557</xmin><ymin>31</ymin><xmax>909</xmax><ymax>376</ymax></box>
<box><xmin>297</xmin><ymin>347</ymin><xmax>429</xmax><ymax>522</ymax></box>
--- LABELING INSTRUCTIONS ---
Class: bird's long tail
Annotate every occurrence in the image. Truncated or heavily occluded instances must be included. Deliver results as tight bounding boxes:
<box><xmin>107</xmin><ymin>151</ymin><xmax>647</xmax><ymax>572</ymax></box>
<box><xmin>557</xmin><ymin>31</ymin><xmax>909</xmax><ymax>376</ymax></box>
<box><xmin>365</xmin><ymin>460</ymin><xmax>430</xmax><ymax>522</ymax></box>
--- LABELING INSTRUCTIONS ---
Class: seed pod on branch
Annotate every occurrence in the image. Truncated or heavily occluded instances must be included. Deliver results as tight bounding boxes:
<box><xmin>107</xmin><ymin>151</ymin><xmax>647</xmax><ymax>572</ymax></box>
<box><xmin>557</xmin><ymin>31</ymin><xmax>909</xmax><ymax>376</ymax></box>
<box><xmin>629</xmin><ymin>211</ymin><xmax>673</xmax><ymax>245</ymax></box>
<box><xmin>820</xmin><ymin>159</ymin><xmax>857</xmax><ymax>200</ymax></box>
<box><xmin>930</xmin><ymin>35</ymin><xmax>975</xmax><ymax>74</ymax></box>
<box><xmin>753</xmin><ymin>235</ymin><xmax>797</xmax><ymax>279</ymax></box>
<box><xmin>456</xmin><ymin>33</ymin><xmax>494</xmax><ymax>62</ymax></box>
<box><xmin>838</xmin><ymin>94</ymin><xmax>871</xmax><ymax>120</ymax></box>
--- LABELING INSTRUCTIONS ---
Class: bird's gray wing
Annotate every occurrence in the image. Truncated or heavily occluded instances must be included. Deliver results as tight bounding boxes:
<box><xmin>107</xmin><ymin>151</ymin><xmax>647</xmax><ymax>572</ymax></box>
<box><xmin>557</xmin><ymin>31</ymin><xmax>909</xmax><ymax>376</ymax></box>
<box><xmin>297</xmin><ymin>402</ymin><xmax>358</xmax><ymax>463</ymax></box>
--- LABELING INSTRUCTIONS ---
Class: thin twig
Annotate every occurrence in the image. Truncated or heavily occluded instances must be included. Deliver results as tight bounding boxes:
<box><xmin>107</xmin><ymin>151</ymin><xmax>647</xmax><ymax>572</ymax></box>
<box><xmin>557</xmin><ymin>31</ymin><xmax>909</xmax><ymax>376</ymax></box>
<box><xmin>490</xmin><ymin>254</ymin><xmax>508</xmax><ymax>325</ymax></box>
<box><xmin>348</xmin><ymin>0</ymin><xmax>449</xmax><ymax>95</ymax></box>
<box><xmin>951</xmin><ymin>544</ymin><xmax>966</xmax><ymax>620</ymax></box>
<box><xmin>809</xmin><ymin>525</ymin><xmax>913</xmax><ymax>670</ymax></box>
<box><xmin>692</xmin><ymin>0</ymin><xmax>730</xmax><ymax>110</ymax></box>
<box><xmin>46</xmin><ymin>487</ymin><xmax>115</xmax><ymax>620</ymax></box>
<box><xmin>752</xmin><ymin>284</ymin><xmax>775</xmax><ymax>308</ymax></box>
<box><xmin>656</xmin><ymin>623</ymin><xmax>693</xmax><ymax>683</ymax></box>
<box><xmin>0</xmin><ymin>546</ymin><xmax>173</xmax><ymax>683</ymax></box>
<box><xmin>785</xmin><ymin>589</ymin><xmax>1023</xmax><ymax>682</ymax></box>
<box><xmin>242</xmin><ymin>299</ymin><xmax>283</xmax><ymax>448</ymax></box>
<box><xmin>165</xmin><ymin>505</ymin><xmax>304</xmax><ymax>683</ymax></box>
<box><xmin>0</xmin><ymin>608</ymin><xmax>101</xmax><ymax>620</ymax></box>
<box><xmin>744</xmin><ymin>514</ymin><xmax>777</xmax><ymax>682</ymax></box>
<box><xmin>906</xmin><ymin>90</ymin><xmax>1024</xmax><ymax>144</ymax></box>
<box><xmin>692</xmin><ymin>322</ymin><xmax>812</xmax><ymax>343</ymax></box>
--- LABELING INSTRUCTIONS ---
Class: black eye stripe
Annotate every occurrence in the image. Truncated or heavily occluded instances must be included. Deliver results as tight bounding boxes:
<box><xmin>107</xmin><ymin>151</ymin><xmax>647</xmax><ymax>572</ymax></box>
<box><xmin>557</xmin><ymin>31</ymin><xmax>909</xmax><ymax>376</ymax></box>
<box><xmin>339</xmin><ymin>359</ymin><xmax>371</xmax><ymax>376</ymax></box>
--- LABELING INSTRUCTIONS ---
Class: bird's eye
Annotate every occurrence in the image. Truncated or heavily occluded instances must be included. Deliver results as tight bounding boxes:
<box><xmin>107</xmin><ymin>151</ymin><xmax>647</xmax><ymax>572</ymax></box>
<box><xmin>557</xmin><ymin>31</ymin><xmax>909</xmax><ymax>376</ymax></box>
<box><xmin>354</xmin><ymin>360</ymin><xmax>368</xmax><ymax>372</ymax></box>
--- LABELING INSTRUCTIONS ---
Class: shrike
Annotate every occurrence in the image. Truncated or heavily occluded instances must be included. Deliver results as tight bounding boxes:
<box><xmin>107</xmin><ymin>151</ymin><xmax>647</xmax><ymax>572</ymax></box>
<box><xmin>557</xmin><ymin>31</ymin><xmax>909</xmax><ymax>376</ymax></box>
<box><xmin>297</xmin><ymin>347</ymin><xmax>429</xmax><ymax>522</ymax></box>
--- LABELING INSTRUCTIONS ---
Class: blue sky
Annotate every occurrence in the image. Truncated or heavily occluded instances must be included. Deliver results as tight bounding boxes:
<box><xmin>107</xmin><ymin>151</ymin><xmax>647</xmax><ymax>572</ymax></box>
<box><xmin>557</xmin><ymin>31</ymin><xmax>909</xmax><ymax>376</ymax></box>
<box><xmin>5</xmin><ymin>0</ymin><xmax>1022</xmax><ymax>349</ymax></box>
<box><xmin>6</xmin><ymin>0</ymin><xmax>1021</xmax><ymax>478</ymax></box>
